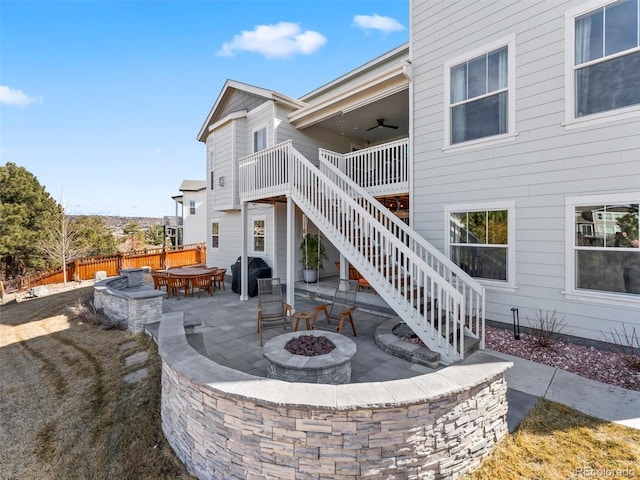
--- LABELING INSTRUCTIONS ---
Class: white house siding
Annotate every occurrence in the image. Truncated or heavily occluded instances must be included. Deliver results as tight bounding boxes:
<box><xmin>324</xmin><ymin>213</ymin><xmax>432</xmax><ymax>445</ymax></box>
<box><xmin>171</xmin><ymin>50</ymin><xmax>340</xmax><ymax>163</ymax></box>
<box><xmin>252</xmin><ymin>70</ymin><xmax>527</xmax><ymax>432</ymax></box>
<box><xmin>246</xmin><ymin>101</ymin><xmax>275</xmax><ymax>147</ymax></box>
<box><xmin>276</xmin><ymin>105</ymin><xmax>350</xmax><ymax>164</ymax></box>
<box><xmin>411</xmin><ymin>0</ymin><xmax>640</xmax><ymax>340</ymax></box>
<box><xmin>216</xmin><ymin>90</ymin><xmax>266</xmax><ymax>122</ymax></box>
<box><xmin>211</xmin><ymin>122</ymin><xmax>235</xmax><ymax>210</ymax></box>
<box><xmin>182</xmin><ymin>189</ymin><xmax>206</xmax><ymax>245</ymax></box>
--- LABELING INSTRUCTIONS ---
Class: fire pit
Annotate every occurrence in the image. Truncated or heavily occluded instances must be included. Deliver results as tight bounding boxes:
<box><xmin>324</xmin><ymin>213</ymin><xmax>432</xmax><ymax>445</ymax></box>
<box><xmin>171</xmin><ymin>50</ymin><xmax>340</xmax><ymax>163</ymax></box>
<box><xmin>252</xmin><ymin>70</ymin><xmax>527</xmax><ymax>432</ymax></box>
<box><xmin>262</xmin><ymin>331</ymin><xmax>356</xmax><ymax>384</ymax></box>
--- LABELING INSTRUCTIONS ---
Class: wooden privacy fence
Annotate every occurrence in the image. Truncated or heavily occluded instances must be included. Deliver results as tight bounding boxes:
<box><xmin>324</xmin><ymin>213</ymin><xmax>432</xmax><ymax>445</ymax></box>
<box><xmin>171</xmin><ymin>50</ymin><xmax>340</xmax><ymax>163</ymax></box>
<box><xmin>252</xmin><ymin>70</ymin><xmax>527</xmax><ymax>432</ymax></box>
<box><xmin>5</xmin><ymin>243</ymin><xmax>206</xmax><ymax>292</ymax></box>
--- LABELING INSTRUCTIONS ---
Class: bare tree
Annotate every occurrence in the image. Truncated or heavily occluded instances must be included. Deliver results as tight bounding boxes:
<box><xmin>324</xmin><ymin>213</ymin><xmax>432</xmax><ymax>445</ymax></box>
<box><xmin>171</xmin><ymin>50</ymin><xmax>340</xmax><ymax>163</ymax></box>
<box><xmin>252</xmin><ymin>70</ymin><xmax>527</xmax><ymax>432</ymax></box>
<box><xmin>37</xmin><ymin>205</ymin><xmax>89</xmax><ymax>284</ymax></box>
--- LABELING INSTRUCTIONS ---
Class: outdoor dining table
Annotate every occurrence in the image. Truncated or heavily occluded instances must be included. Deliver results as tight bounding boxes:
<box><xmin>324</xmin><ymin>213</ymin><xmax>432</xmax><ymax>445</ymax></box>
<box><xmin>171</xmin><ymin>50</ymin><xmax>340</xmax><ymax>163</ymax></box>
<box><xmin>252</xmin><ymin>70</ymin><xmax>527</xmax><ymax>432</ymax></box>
<box><xmin>166</xmin><ymin>267</ymin><xmax>211</xmax><ymax>277</ymax></box>
<box><xmin>164</xmin><ymin>267</ymin><xmax>215</xmax><ymax>298</ymax></box>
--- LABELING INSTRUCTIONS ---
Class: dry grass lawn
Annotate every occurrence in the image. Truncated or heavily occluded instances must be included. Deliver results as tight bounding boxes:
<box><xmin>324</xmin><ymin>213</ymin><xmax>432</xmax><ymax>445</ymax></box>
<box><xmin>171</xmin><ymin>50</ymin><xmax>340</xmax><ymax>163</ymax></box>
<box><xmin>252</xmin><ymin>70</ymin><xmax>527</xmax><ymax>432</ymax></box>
<box><xmin>467</xmin><ymin>399</ymin><xmax>640</xmax><ymax>480</ymax></box>
<box><xmin>0</xmin><ymin>286</ymin><xmax>193</xmax><ymax>480</ymax></box>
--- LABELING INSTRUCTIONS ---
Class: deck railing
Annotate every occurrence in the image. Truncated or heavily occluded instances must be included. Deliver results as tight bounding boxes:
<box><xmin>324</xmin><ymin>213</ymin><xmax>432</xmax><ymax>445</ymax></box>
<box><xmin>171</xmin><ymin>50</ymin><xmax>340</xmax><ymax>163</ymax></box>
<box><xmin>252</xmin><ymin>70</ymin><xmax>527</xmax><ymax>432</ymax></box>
<box><xmin>320</xmin><ymin>138</ymin><xmax>409</xmax><ymax>196</ymax></box>
<box><xmin>238</xmin><ymin>140</ymin><xmax>483</xmax><ymax>363</ymax></box>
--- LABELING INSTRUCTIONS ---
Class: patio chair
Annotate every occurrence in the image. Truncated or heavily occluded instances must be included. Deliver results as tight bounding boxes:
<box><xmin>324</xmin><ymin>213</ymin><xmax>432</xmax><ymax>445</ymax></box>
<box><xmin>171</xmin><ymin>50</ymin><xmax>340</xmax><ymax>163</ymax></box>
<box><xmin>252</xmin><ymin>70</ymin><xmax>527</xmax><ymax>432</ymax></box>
<box><xmin>257</xmin><ymin>278</ymin><xmax>292</xmax><ymax>346</ymax></box>
<box><xmin>151</xmin><ymin>272</ymin><xmax>169</xmax><ymax>293</ymax></box>
<box><xmin>312</xmin><ymin>279</ymin><xmax>358</xmax><ymax>336</ymax></box>
<box><xmin>191</xmin><ymin>273</ymin><xmax>214</xmax><ymax>298</ymax></box>
<box><xmin>213</xmin><ymin>268</ymin><xmax>227</xmax><ymax>291</ymax></box>
<box><xmin>167</xmin><ymin>275</ymin><xmax>191</xmax><ymax>300</ymax></box>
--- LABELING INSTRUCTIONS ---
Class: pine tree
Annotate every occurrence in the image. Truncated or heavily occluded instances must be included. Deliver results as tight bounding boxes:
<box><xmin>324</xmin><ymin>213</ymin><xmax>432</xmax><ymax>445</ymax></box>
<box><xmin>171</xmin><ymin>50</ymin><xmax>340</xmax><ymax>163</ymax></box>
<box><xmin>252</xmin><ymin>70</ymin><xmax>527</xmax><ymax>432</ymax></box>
<box><xmin>0</xmin><ymin>163</ymin><xmax>59</xmax><ymax>278</ymax></box>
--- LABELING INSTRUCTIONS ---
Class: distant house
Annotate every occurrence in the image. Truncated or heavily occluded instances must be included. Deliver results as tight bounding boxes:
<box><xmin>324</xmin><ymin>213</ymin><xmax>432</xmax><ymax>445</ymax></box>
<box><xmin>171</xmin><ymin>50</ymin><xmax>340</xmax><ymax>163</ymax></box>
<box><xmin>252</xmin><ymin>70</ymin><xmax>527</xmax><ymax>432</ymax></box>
<box><xmin>197</xmin><ymin>0</ymin><xmax>640</xmax><ymax>364</ymax></box>
<box><xmin>164</xmin><ymin>180</ymin><xmax>207</xmax><ymax>246</ymax></box>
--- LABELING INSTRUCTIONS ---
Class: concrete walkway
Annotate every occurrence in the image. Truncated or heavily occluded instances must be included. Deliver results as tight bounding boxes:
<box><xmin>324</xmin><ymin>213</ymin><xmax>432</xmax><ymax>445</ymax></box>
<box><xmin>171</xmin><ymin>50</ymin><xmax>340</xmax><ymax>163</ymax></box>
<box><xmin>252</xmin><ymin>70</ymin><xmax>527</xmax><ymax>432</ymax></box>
<box><xmin>489</xmin><ymin>350</ymin><xmax>640</xmax><ymax>431</ymax></box>
<box><xmin>148</xmin><ymin>275</ymin><xmax>640</xmax><ymax>432</ymax></box>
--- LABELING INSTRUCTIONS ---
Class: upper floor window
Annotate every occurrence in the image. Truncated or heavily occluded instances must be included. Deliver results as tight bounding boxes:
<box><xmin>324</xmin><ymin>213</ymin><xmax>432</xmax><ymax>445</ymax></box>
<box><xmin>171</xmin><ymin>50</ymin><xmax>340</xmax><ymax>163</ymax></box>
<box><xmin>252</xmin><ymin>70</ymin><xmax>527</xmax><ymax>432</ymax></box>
<box><xmin>568</xmin><ymin>0</ymin><xmax>640</xmax><ymax>121</ymax></box>
<box><xmin>253</xmin><ymin>218</ymin><xmax>265</xmax><ymax>253</ymax></box>
<box><xmin>568</xmin><ymin>197</ymin><xmax>639</xmax><ymax>298</ymax></box>
<box><xmin>445</xmin><ymin>201</ymin><xmax>516</xmax><ymax>289</ymax></box>
<box><xmin>189</xmin><ymin>200</ymin><xmax>196</xmax><ymax>215</ymax></box>
<box><xmin>444</xmin><ymin>36</ymin><xmax>516</xmax><ymax>149</ymax></box>
<box><xmin>253</xmin><ymin>127</ymin><xmax>267</xmax><ymax>152</ymax></box>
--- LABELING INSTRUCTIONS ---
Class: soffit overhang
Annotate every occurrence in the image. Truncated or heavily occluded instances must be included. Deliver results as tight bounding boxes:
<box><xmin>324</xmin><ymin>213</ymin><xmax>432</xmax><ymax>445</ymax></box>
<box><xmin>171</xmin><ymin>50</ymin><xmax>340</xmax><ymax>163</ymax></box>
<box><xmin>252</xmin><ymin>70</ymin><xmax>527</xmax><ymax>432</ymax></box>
<box><xmin>288</xmin><ymin>63</ymin><xmax>410</xmax><ymax>129</ymax></box>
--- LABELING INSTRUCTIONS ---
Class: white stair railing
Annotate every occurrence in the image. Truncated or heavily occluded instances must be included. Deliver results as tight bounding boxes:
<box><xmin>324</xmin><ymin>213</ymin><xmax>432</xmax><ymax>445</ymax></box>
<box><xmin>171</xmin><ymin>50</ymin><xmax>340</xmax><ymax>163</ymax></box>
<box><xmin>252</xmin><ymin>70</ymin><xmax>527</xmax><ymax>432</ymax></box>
<box><xmin>319</xmin><ymin>145</ymin><xmax>485</xmax><ymax>349</ymax></box>
<box><xmin>239</xmin><ymin>140</ymin><xmax>477</xmax><ymax>363</ymax></box>
<box><xmin>321</xmin><ymin>138</ymin><xmax>409</xmax><ymax>195</ymax></box>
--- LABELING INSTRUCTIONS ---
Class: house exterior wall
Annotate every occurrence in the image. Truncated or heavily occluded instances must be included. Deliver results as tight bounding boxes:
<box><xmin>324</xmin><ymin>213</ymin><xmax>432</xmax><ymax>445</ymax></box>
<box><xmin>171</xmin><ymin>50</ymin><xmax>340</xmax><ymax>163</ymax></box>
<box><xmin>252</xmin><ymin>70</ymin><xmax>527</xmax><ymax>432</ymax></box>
<box><xmin>210</xmin><ymin>121</ymin><xmax>236</xmax><ymax>210</ymax></box>
<box><xmin>276</xmin><ymin>105</ymin><xmax>358</xmax><ymax>162</ymax></box>
<box><xmin>205</xmin><ymin>94</ymin><xmax>347</xmax><ymax>285</ymax></box>
<box><xmin>216</xmin><ymin>90</ymin><xmax>265</xmax><ymax>121</ymax></box>
<box><xmin>181</xmin><ymin>188</ymin><xmax>206</xmax><ymax>245</ymax></box>
<box><xmin>410</xmin><ymin>0</ymin><xmax>640</xmax><ymax>340</ymax></box>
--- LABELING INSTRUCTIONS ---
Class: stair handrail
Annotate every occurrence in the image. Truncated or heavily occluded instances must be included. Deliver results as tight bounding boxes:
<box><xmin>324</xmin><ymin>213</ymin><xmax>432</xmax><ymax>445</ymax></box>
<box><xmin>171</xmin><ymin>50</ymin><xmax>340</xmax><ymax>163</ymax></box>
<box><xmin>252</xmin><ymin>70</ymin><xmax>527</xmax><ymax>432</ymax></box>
<box><xmin>319</xmin><ymin>147</ymin><xmax>484</xmax><ymax>294</ymax></box>
<box><xmin>285</xmin><ymin>143</ymin><xmax>467</xmax><ymax>362</ymax></box>
<box><xmin>320</xmin><ymin>145</ymin><xmax>485</xmax><ymax>353</ymax></box>
<box><xmin>237</xmin><ymin>139</ymin><xmax>480</xmax><ymax>362</ymax></box>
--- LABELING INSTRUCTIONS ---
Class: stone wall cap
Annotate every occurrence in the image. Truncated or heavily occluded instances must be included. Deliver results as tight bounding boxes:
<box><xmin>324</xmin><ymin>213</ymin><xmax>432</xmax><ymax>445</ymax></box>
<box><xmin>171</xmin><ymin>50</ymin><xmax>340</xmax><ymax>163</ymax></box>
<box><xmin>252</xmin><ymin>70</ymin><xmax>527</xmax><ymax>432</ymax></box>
<box><xmin>158</xmin><ymin>312</ymin><xmax>512</xmax><ymax>410</ymax></box>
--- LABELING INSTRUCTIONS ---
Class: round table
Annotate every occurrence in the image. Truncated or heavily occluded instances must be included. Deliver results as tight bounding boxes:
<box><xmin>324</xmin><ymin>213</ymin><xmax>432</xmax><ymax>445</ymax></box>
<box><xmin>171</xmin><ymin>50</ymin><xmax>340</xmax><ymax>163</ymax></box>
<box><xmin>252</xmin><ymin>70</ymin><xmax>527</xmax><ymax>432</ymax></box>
<box><xmin>166</xmin><ymin>267</ymin><xmax>210</xmax><ymax>276</ymax></box>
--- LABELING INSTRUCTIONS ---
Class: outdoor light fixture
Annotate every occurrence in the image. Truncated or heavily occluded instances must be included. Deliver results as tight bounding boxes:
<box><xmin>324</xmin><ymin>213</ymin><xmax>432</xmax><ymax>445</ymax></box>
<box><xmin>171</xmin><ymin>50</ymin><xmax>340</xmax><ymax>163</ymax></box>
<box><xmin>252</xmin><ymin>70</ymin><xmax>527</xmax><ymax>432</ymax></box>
<box><xmin>511</xmin><ymin>307</ymin><xmax>521</xmax><ymax>340</ymax></box>
<box><xmin>218</xmin><ymin>176</ymin><xmax>225</xmax><ymax>187</ymax></box>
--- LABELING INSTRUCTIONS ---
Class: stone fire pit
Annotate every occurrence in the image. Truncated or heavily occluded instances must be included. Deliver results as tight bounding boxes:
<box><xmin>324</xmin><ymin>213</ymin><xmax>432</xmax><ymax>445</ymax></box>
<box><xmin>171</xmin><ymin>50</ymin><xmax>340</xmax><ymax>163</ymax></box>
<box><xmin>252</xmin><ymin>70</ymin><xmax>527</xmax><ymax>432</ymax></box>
<box><xmin>263</xmin><ymin>331</ymin><xmax>356</xmax><ymax>384</ymax></box>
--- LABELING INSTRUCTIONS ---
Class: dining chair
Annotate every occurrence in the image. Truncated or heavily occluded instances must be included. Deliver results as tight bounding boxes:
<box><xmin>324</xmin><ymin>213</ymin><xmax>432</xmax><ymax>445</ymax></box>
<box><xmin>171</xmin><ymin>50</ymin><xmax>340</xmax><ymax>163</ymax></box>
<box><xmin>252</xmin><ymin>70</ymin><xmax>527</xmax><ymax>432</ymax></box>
<box><xmin>213</xmin><ymin>268</ymin><xmax>227</xmax><ymax>291</ymax></box>
<box><xmin>167</xmin><ymin>276</ymin><xmax>191</xmax><ymax>300</ymax></box>
<box><xmin>191</xmin><ymin>273</ymin><xmax>214</xmax><ymax>298</ymax></box>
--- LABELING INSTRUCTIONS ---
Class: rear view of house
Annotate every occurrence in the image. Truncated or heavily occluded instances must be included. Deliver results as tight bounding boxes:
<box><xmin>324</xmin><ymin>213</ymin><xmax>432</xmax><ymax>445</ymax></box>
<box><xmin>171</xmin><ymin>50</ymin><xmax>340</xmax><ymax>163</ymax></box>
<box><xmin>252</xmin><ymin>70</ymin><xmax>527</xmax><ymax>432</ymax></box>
<box><xmin>198</xmin><ymin>0</ymin><xmax>639</xmax><ymax>363</ymax></box>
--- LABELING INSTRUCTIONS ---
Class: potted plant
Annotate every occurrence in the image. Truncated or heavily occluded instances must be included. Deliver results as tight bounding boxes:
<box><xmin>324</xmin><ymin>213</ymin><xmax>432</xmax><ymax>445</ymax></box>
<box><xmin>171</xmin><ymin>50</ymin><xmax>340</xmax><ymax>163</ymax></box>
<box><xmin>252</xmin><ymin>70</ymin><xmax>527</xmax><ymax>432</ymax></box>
<box><xmin>299</xmin><ymin>233</ymin><xmax>328</xmax><ymax>283</ymax></box>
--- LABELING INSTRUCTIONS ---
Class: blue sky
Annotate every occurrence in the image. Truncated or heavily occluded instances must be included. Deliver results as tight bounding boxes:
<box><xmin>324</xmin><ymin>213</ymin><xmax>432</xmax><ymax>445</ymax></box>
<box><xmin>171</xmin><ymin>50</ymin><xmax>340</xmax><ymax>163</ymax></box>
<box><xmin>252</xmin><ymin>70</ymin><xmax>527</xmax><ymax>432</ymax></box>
<box><xmin>1</xmin><ymin>0</ymin><xmax>408</xmax><ymax>217</ymax></box>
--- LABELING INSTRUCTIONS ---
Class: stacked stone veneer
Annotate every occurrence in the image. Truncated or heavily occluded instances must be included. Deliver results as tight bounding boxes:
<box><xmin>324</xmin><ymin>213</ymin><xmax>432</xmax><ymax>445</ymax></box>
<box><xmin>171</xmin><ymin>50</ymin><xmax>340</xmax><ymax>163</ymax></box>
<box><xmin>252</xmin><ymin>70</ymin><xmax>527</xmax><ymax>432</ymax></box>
<box><xmin>93</xmin><ymin>268</ymin><xmax>164</xmax><ymax>333</ymax></box>
<box><xmin>158</xmin><ymin>312</ymin><xmax>512</xmax><ymax>480</ymax></box>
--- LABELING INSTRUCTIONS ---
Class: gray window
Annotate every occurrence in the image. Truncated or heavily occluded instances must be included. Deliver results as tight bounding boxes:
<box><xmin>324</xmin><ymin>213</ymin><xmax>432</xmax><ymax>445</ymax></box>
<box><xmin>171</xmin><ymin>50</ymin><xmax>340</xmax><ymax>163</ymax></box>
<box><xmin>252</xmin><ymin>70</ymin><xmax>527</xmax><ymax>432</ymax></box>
<box><xmin>574</xmin><ymin>203</ymin><xmax>639</xmax><ymax>294</ymax></box>
<box><xmin>253</xmin><ymin>127</ymin><xmax>267</xmax><ymax>153</ymax></box>
<box><xmin>449</xmin><ymin>210</ymin><xmax>509</xmax><ymax>281</ymax></box>
<box><xmin>211</xmin><ymin>222</ymin><xmax>219</xmax><ymax>249</ymax></box>
<box><xmin>450</xmin><ymin>47</ymin><xmax>508</xmax><ymax>144</ymax></box>
<box><xmin>575</xmin><ymin>0</ymin><xmax>640</xmax><ymax>117</ymax></box>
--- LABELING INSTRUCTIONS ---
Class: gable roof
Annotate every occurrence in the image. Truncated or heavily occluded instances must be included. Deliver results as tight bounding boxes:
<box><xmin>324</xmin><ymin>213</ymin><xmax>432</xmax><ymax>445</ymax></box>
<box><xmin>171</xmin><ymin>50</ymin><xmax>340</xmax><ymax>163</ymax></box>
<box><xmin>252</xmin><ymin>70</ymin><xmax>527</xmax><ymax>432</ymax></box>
<box><xmin>197</xmin><ymin>79</ymin><xmax>305</xmax><ymax>142</ymax></box>
<box><xmin>179</xmin><ymin>180</ymin><xmax>206</xmax><ymax>192</ymax></box>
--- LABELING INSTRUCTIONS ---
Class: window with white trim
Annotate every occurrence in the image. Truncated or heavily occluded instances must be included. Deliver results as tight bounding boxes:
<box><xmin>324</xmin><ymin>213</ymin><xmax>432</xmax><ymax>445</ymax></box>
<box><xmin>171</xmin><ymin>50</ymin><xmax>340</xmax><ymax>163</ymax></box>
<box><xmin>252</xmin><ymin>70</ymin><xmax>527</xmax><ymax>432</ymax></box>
<box><xmin>189</xmin><ymin>200</ymin><xmax>196</xmax><ymax>215</ymax></box>
<box><xmin>568</xmin><ymin>195</ymin><xmax>639</xmax><ymax>296</ymax></box>
<box><xmin>253</xmin><ymin>218</ymin><xmax>265</xmax><ymax>253</ymax></box>
<box><xmin>445</xmin><ymin>202</ymin><xmax>515</xmax><ymax>286</ymax></box>
<box><xmin>211</xmin><ymin>221</ymin><xmax>220</xmax><ymax>250</ymax></box>
<box><xmin>444</xmin><ymin>36</ymin><xmax>516</xmax><ymax>147</ymax></box>
<box><xmin>568</xmin><ymin>0</ymin><xmax>640</xmax><ymax>120</ymax></box>
<box><xmin>253</xmin><ymin>126</ymin><xmax>267</xmax><ymax>153</ymax></box>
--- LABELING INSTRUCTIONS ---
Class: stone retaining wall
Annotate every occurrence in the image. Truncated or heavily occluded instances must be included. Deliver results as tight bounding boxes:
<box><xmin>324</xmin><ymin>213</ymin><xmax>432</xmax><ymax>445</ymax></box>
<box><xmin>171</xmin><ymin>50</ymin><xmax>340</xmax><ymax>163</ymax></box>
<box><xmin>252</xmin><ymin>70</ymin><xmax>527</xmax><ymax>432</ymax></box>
<box><xmin>93</xmin><ymin>268</ymin><xmax>164</xmax><ymax>333</ymax></box>
<box><xmin>158</xmin><ymin>312</ymin><xmax>512</xmax><ymax>480</ymax></box>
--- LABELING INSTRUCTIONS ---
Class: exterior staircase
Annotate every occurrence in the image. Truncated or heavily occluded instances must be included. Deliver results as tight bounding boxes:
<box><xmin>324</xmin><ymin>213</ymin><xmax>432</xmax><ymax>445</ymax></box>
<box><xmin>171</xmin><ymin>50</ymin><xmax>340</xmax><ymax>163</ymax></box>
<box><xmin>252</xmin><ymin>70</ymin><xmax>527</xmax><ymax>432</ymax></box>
<box><xmin>239</xmin><ymin>140</ymin><xmax>485</xmax><ymax>364</ymax></box>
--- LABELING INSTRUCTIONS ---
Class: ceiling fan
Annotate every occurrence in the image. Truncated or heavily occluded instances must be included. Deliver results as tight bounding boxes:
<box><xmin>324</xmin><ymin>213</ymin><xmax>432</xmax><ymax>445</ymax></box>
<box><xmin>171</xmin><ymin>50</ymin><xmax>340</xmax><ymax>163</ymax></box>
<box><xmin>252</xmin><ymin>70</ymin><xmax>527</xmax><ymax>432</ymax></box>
<box><xmin>366</xmin><ymin>118</ymin><xmax>399</xmax><ymax>131</ymax></box>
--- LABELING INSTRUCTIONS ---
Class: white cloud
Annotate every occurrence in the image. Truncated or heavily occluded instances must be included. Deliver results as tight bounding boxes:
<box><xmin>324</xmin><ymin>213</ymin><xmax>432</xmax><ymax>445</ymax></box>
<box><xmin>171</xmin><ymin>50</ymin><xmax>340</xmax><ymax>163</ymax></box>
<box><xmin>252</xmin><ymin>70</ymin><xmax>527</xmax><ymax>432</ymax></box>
<box><xmin>353</xmin><ymin>14</ymin><xmax>405</xmax><ymax>34</ymax></box>
<box><xmin>217</xmin><ymin>22</ymin><xmax>327</xmax><ymax>59</ymax></box>
<box><xmin>152</xmin><ymin>147</ymin><xmax>165</xmax><ymax>155</ymax></box>
<box><xmin>0</xmin><ymin>85</ymin><xmax>39</xmax><ymax>106</ymax></box>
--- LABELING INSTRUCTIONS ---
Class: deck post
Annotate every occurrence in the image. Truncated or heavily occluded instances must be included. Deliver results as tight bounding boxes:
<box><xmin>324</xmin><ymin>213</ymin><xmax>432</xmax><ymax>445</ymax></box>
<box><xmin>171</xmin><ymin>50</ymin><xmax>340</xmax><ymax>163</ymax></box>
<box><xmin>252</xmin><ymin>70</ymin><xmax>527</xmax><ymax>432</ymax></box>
<box><xmin>240</xmin><ymin>202</ymin><xmax>249</xmax><ymax>301</ymax></box>
<box><xmin>286</xmin><ymin>195</ymin><xmax>295</xmax><ymax>311</ymax></box>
